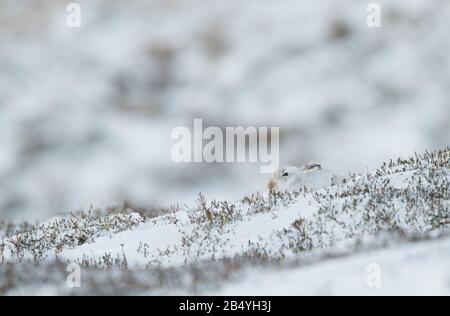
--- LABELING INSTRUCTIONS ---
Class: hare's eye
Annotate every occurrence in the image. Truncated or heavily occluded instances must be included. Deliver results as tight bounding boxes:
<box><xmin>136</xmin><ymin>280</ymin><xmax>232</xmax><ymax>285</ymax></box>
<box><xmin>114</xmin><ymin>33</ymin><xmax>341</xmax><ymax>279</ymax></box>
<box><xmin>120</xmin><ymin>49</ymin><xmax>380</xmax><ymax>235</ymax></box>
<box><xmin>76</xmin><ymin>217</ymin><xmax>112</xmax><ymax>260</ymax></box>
<box><xmin>282</xmin><ymin>172</ymin><xmax>289</xmax><ymax>177</ymax></box>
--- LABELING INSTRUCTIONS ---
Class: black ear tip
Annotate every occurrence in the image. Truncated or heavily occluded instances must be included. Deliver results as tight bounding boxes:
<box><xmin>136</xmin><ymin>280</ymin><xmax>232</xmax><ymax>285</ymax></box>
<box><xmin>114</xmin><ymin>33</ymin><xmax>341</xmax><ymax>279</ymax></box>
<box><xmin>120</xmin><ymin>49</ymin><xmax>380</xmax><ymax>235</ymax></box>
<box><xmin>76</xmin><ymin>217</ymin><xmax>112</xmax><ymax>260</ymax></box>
<box><xmin>305</xmin><ymin>163</ymin><xmax>322</xmax><ymax>170</ymax></box>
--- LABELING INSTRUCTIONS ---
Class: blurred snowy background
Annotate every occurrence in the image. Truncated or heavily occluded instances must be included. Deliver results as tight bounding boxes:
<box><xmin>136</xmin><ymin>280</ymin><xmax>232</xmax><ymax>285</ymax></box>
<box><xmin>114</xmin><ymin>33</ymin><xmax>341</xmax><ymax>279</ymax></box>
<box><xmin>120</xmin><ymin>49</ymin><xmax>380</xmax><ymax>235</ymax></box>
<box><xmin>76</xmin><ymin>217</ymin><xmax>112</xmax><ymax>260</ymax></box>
<box><xmin>0</xmin><ymin>0</ymin><xmax>449</xmax><ymax>221</ymax></box>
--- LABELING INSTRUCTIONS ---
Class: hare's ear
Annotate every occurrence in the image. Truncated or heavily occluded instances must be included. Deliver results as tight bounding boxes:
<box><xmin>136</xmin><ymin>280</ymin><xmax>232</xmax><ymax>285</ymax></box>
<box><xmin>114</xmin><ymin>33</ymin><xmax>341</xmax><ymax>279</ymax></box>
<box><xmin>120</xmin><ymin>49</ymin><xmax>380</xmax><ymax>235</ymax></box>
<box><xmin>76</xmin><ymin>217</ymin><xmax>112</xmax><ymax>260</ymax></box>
<box><xmin>304</xmin><ymin>163</ymin><xmax>321</xmax><ymax>170</ymax></box>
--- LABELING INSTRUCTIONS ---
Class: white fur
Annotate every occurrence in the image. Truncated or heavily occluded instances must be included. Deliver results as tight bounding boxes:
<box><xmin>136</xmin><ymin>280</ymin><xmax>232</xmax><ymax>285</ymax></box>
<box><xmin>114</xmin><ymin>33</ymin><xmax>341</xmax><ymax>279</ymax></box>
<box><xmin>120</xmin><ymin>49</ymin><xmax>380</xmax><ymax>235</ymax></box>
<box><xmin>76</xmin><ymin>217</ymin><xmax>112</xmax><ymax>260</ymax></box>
<box><xmin>268</xmin><ymin>163</ymin><xmax>344</xmax><ymax>192</ymax></box>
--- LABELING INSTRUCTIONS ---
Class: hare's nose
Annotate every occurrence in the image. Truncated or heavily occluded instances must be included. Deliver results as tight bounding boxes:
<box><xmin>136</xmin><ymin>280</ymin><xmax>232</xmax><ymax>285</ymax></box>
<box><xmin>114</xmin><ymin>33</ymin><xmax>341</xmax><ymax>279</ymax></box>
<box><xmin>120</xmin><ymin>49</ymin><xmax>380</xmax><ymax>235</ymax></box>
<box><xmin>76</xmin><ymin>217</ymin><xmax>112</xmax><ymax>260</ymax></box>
<box><xmin>267</xmin><ymin>179</ymin><xmax>277</xmax><ymax>191</ymax></box>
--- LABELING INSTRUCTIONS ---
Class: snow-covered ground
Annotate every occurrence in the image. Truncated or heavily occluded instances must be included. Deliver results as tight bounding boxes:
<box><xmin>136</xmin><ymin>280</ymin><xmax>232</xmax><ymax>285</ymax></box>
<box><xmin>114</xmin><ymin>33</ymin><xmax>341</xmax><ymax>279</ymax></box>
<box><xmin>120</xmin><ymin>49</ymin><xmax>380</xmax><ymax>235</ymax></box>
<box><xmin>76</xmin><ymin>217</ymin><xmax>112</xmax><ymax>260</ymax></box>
<box><xmin>0</xmin><ymin>0</ymin><xmax>449</xmax><ymax>296</ymax></box>
<box><xmin>1</xmin><ymin>148</ymin><xmax>448</xmax><ymax>295</ymax></box>
<box><xmin>1</xmin><ymin>0</ymin><xmax>449</xmax><ymax>222</ymax></box>
<box><xmin>216</xmin><ymin>235</ymin><xmax>450</xmax><ymax>296</ymax></box>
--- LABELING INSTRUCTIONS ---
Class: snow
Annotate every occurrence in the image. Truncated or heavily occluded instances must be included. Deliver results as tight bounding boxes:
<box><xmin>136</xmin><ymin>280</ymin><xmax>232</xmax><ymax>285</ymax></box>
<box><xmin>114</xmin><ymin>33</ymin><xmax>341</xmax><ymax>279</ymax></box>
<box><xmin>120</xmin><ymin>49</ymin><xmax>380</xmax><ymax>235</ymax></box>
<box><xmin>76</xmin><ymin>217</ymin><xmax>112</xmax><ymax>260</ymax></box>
<box><xmin>0</xmin><ymin>0</ymin><xmax>449</xmax><ymax>295</ymax></box>
<box><xmin>0</xmin><ymin>148</ymin><xmax>449</xmax><ymax>294</ymax></box>
<box><xmin>1</xmin><ymin>0</ymin><xmax>450</xmax><ymax>222</ymax></box>
<box><xmin>215</xmin><ymin>236</ymin><xmax>450</xmax><ymax>296</ymax></box>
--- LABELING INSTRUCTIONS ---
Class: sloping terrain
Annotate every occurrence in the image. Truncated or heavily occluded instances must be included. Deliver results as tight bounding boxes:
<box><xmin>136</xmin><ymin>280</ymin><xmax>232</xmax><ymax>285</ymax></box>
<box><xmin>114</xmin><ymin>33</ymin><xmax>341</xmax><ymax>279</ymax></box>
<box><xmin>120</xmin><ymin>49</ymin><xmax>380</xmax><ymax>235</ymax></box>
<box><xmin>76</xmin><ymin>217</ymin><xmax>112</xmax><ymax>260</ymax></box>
<box><xmin>1</xmin><ymin>0</ymin><xmax>449</xmax><ymax>221</ymax></box>
<box><xmin>1</xmin><ymin>147</ymin><xmax>448</xmax><ymax>295</ymax></box>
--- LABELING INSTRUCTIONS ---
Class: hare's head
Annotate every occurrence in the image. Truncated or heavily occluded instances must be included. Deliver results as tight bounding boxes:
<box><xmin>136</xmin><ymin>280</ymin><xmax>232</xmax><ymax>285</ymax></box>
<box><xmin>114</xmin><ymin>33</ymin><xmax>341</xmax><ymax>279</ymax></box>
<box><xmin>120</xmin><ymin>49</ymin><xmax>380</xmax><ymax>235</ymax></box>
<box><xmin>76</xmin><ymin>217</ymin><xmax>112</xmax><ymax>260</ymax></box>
<box><xmin>267</xmin><ymin>166</ymin><xmax>300</xmax><ymax>191</ymax></box>
<box><xmin>267</xmin><ymin>163</ymin><xmax>323</xmax><ymax>191</ymax></box>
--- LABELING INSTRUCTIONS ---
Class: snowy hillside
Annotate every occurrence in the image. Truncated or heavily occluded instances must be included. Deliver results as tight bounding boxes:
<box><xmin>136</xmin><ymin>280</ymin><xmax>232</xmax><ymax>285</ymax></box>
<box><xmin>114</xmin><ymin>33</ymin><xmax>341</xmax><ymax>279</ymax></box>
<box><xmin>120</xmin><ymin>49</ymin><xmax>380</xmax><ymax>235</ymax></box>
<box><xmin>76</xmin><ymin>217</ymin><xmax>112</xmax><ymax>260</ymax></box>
<box><xmin>1</xmin><ymin>0</ymin><xmax>450</xmax><ymax>222</ymax></box>
<box><xmin>1</xmin><ymin>148</ymin><xmax>448</xmax><ymax>295</ymax></box>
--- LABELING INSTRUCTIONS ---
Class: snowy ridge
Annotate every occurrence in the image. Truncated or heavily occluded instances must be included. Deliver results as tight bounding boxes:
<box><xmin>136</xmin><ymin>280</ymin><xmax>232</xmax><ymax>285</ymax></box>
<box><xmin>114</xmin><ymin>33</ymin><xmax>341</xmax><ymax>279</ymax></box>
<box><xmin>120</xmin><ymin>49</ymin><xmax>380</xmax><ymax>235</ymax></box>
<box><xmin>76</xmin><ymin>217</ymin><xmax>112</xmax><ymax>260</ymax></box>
<box><xmin>1</xmin><ymin>0</ymin><xmax>450</xmax><ymax>221</ymax></box>
<box><xmin>0</xmin><ymin>148</ymin><xmax>448</xmax><ymax>294</ymax></box>
<box><xmin>62</xmin><ymin>147</ymin><xmax>450</xmax><ymax>267</ymax></box>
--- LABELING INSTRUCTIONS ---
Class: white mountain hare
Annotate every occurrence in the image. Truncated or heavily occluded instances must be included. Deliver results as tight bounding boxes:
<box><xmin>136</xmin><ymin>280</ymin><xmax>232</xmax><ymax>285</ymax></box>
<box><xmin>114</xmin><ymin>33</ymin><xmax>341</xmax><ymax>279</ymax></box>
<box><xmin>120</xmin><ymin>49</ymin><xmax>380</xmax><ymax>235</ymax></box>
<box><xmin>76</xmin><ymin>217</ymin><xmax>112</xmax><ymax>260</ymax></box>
<box><xmin>267</xmin><ymin>163</ymin><xmax>344</xmax><ymax>192</ymax></box>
